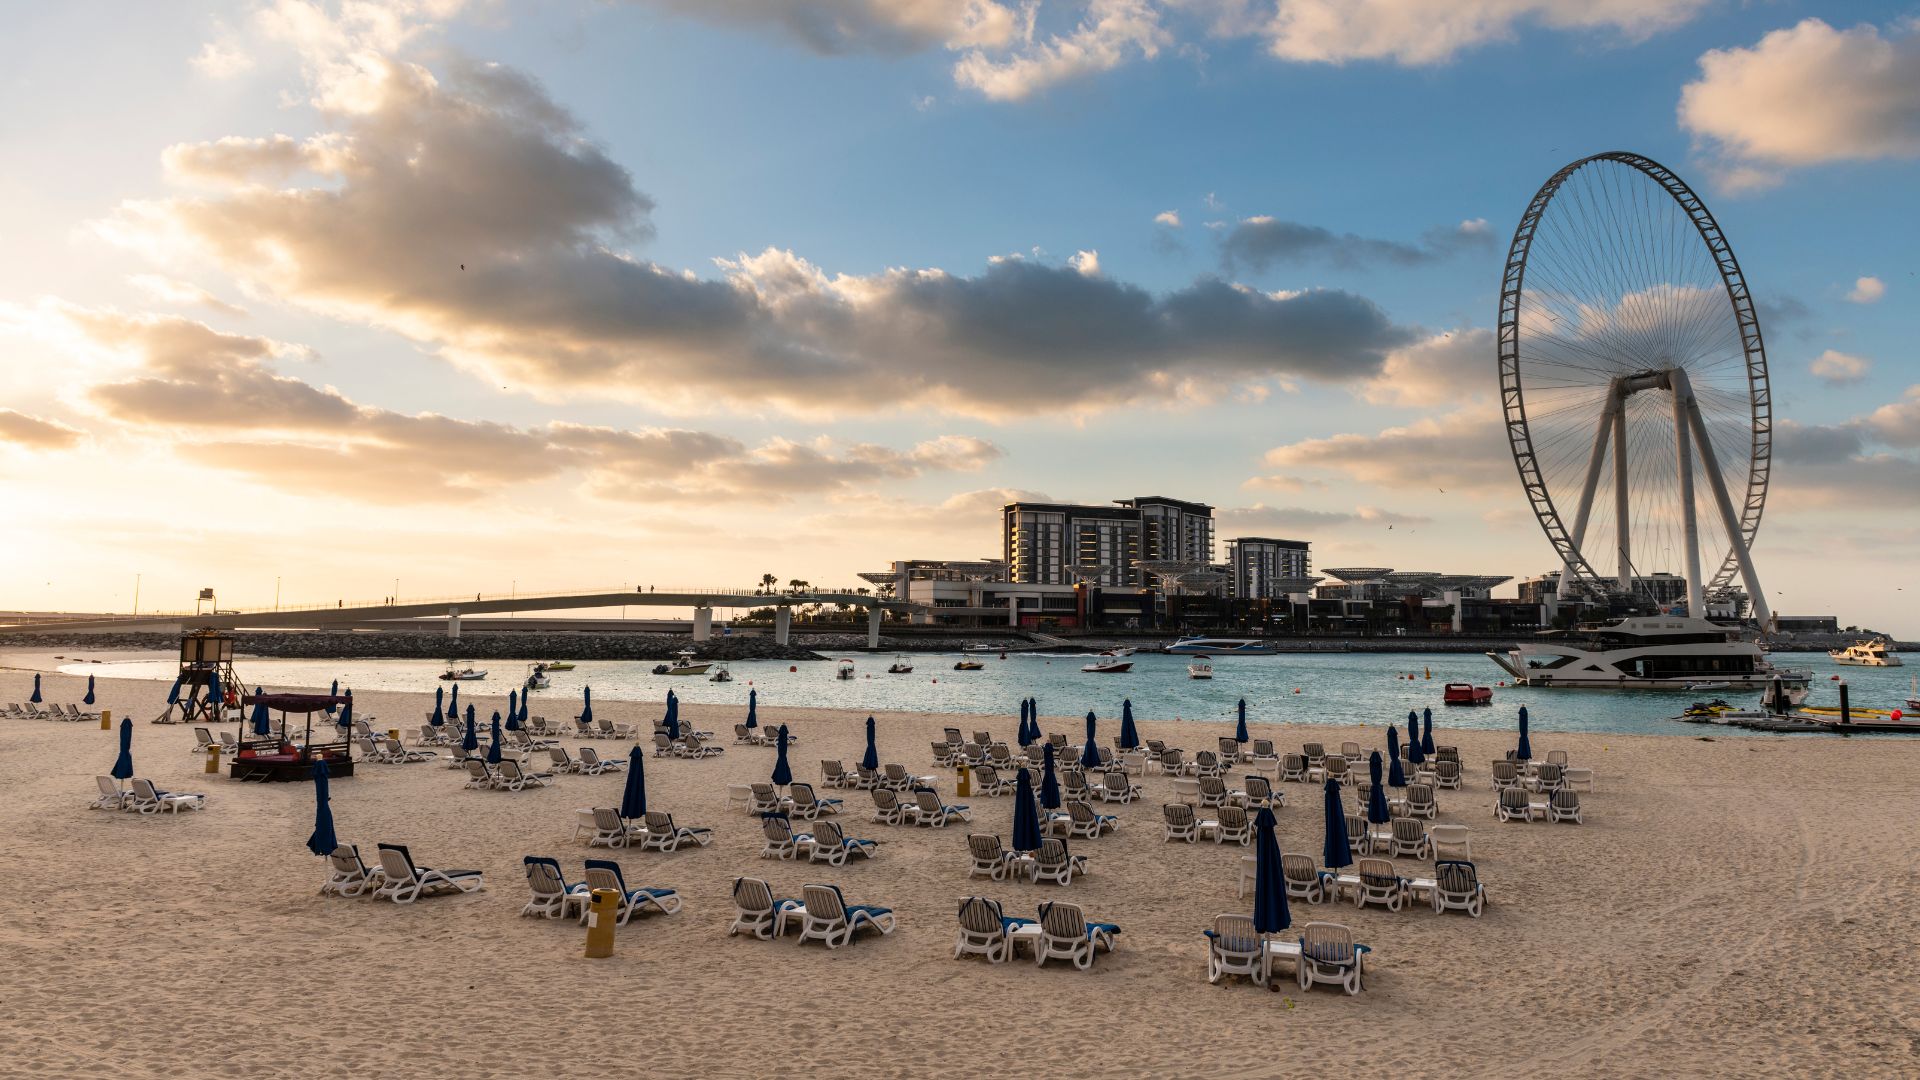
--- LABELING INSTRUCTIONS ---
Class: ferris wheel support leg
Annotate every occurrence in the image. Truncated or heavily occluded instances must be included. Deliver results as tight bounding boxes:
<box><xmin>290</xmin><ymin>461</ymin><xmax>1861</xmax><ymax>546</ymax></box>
<box><xmin>1674</xmin><ymin>371</ymin><xmax>1772</xmax><ymax>626</ymax></box>
<box><xmin>1672</xmin><ymin>389</ymin><xmax>1707</xmax><ymax>617</ymax></box>
<box><xmin>1560</xmin><ymin>380</ymin><xmax>1624</xmax><ymax>601</ymax></box>
<box><xmin>1613</xmin><ymin>403</ymin><xmax>1632</xmax><ymax>594</ymax></box>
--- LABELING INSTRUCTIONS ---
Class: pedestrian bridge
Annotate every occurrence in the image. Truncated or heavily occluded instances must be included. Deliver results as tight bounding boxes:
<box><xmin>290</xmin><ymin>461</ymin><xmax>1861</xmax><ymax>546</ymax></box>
<box><xmin>1</xmin><ymin>588</ymin><xmax>920</xmax><ymax>648</ymax></box>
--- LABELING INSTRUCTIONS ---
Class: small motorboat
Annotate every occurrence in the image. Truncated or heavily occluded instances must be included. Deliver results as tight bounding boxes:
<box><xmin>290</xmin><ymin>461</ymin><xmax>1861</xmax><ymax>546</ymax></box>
<box><xmin>953</xmin><ymin>659</ymin><xmax>985</xmax><ymax>671</ymax></box>
<box><xmin>1082</xmin><ymin>659</ymin><xmax>1133</xmax><ymax>674</ymax></box>
<box><xmin>541</xmin><ymin>660</ymin><xmax>576</xmax><ymax>672</ymax></box>
<box><xmin>836</xmin><ymin>659</ymin><xmax>856</xmax><ymax>680</ymax></box>
<box><xmin>709</xmin><ymin>664</ymin><xmax>733</xmax><ymax>683</ymax></box>
<box><xmin>439</xmin><ymin>663</ymin><xmax>487</xmax><ymax>681</ymax></box>
<box><xmin>1187</xmin><ymin>658</ymin><xmax>1213</xmax><ymax>680</ymax></box>
<box><xmin>524</xmin><ymin>664</ymin><xmax>551</xmax><ymax>691</ymax></box>
<box><xmin>1684</xmin><ymin>681</ymin><xmax>1731</xmax><ymax>692</ymax></box>
<box><xmin>664</xmin><ymin>649</ymin><xmax>712</xmax><ymax>676</ymax></box>
<box><xmin>887</xmin><ymin>655</ymin><xmax>914</xmax><ymax>674</ymax></box>
<box><xmin>1442</xmin><ymin>682</ymin><xmax>1492</xmax><ymax>706</ymax></box>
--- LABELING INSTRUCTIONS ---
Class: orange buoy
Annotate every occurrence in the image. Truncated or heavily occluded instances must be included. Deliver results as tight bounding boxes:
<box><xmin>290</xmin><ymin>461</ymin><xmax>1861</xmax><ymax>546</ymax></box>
<box><xmin>789</xmin><ymin>666</ymin><xmax>796</xmax><ymax>672</ymax></box>
<box><xmin>1293</xmin><ymin>688</ymin><xmax>1301</xmax><ymax>694</ymax></box>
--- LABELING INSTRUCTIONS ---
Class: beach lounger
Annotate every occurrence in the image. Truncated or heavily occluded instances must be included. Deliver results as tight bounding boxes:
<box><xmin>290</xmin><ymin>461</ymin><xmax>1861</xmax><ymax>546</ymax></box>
<box><xmin>1058</xmin><ymin>801</ymin><xmax>1117</xmax><ymax>839</ymax></box>
<box><xmin>972</xmin><ymin>729</ymin><xmax>994</xmax><ymax>747</ymax></box>
<box><xmin>1047</xmin><ymin>733</ymin><xmax>1067</xmax><ymax>751</ymax></box>
<box><xmin>1345</xmin><ymin>813</ymin><xmax>1374</xmax><ymax>855</ymax></box>
<box><xmin>1249</xmin><ymin>739</ymin><xmax>1279</xmax><ymax>766</ymax></box>
<box><xmin>573</xmin><ymin>717</ymin><xmax>596</xmax><ymax>739</ymax></box>
<box><xmin>1193</xmin><ymin>751</ymin><xmax>1227</xmax><ymax>778</ymax></box>
<box><xmin>547</xmin><ymin>747</ymin><xmax>582</xmax><ymax>774</ymax></box>
<box><xmin>1490</xmin><ymin>761</ymin><xmax>1519</xmax><ymax>790</ymax></box>
<box><xmin>954</xmin><ymin>896</ymin><xmax>1032</xmax><ymax>964</ymax></box>
<box><xmin>582</xmin><ymin>859</ymin><xmax>681</xmax><ymax>922</ymax></box>
<box><xmin>795</xmin><ymin>883</ymin><xmax>895</xmax><ymax>948</ymax></box>
<box><xmin>967</xmin><ymin>834</ymin><xmax>1018</xmax><ymax>881</ymax></box>
<box><xmin>1340</xmin><ymin>740</ymin><xmax>1364</xmax><ymax>759</ymax></box>
<box><xmin>218</xmin><ymin>730</ymin><xmax>241</xmax><ymax>753</ymax></box>
<box><xmin>521</xmin><ymin>856</ymin><xmax>592</xmax><ymax>920</ymax></box>
<box><xmin>382</xmin><ymin>737</ymin><xmax>436</xmax><ymax>764</ymax></box>
<box><xmin>807</xmin><ymin>819</ymin><xmax>876</xmax><ymax>866</ymax></box>
<box><xmin>1324</xmin><ymin>755</ymin><xmax>1353</xmax><ymax>786</ymax></box>
<box><xmin>1163</xmin><ymin>803</ymin><xmax>1199</xmax><ymax>843</ymax></box>
<box><xmin>854</xmin><ymin>764</ymin><xmax>881</xmax><ymax>790</ymax></box>
<box><xmin>322</xmin><ymin>844</ymin><xmax>383</xmax><ymax>897</ymax></box>
<box><xmin>819</xmin><ymin>760</ymin><xmax>853</xmax><ymax>789</ymax></box>
<box><xmin>1301</xmin><ymin>742</ymin><xmax>1325</xmax><ymax>768</ymax></box>
<box><xmin>730</xmin><ymin>876</ymin><xmax>802</xmax><ymax>939</ymax></box>
<box><xmin>1387</xmin><ymin>818</ymin><xmax>1431</xmax><ymax>859</ymax></box>
<box><xmin>1279</xmin><ymin>753</ymin><xmax>1307</xmax><ymax>783</ymax></box>
<box><xmin>1099</xmin><ymin>769</ymin><xmax>1141</xmax><ymax>803</ymax></box>
<box><xmin>944</xmin><ymin>727</ymin><xmax>964</xmax><ymax>747</ymax></box>
<box><xmin>786</xmin><ymin>782</ymin><xmax>843</xmax><ymax>820</ymax></box>
<box><xmin>1546</xmin><ymin>749</ymin><xmax>1570</xmax><ymax>769</ymax></box>
<box><xmin>1430</xmin><ymin>860</ymin><xmax>1485</xmax><ymax>917</ymax></box>
<box><xmin>1402</xmin><ymin>783</ymin><xmax>1437</xmax><ymax>819</ymax></box>
<box><xmin>192</xmin><ymin>727</ymin><xmax>219</xmax><ymax>754</ymax></box>
<box><xmin>639</xmin><ymin>811</ymin><xmax>713</xmax><ymax>852</ymax></box>
<box><xmin>1563</xmin><ymin>766</ymin><xmax>1596</xmax><ymax>792</ymax></box>
<box><xmin>760</xmin><ymin>813</ymin><xmax>812</xmax><ymax>860</ymax></box>
<box><xmin>373</xmin><ymin>844</ymin><xmax>483</xmax><ymax>903</ymax></box>
<box><xmin>1282</xmin><ymin>853</ymin><xmax>1328</xmax><ymax>903</ymax></box>
<box><xmin>1432</xmin><ymin>760</ymin><xmax>1463</xmax><ymax>790</ymax></box>
<box><xmin>880</xmin><ymin>764</ymin><xmax>914</xmax><ymax>791</ymax></box>
<box><xmin>1196</xmin><ymin>776</ymin><xmax>1229</xmax><ymax>809</ymax></box>
<box><xmin>127</xmin><ymin>778</ymin><xmax>206</xmax><ymax>814</ymax></box>
<box><xmin>749</xmin><ymin>783</ymin><xmax>790</xmax><ymax>817</ymax></box>
<box><xmin>682</xmin><ymin>735</ymin><xmax>724</xmax><ymax>759</ymax></box>
<box><xmin>1353</xmin><ymin>858</ymin><xmax>1409</xmax><ymax>912</ymax></box>
<box><xmin>1548</xmin><ymin>788</ymin><xmax>1583</xmax><ymax>823</ymax></box>
<box><xmin>1158</xmin><ymin>749</ymin><xmax>1186</xmax><ymax>776</ymax></box>
<box><xmin>1525</xmin><ymin>763</ymin><xmax>1564</xmax><ymax>794</ymax></box>
<box><xmin>463</xmin><ymin>760</ymin><xmax>503</xmax><ymax>790</ymax></box>
<box><xmin>1428</xmin><ymin>824</ymin><xmax>1472</xmax><ymax>861</ymax></box>
<box><xmin>588</xmin><ymin>807</ymin><xmax>640</xmax><ymax>849</ymax></box>
<box><xmin>1496</xmin><ymin>787</ymin><xmax>1541</xmax><ymax>822</ymax></box>
<box><xmin>1060</xmin><ymin>771</ymin><xmax>1091</xmax><ymax>802</ymax></box>
<box><xmin>1296</xmin><ymin>922</ymin><xmax>1369</xmax><ymax>995</ymax></box>
<box><xmin>912</xmin><ymin>788</ymin><xmax>970</xmax><ymax>828</ymax></box>
<box><xmin>90</xmin><ymin>775</ymin><xmax>129</xmax><ymax>811</ymax></box>
<box><xmin>653</xmin><ymin>733</ymin><xmax>680</xmax><ymax>758</ymax></box>
<box><xmin>1205</xmin><ymin>913</ymin><xmax>1268</xmax><ymax>986</ymax></box>
<box><xmin>870</xmin><ymin>788</ymin><xmax>910</xmax><ymax>826</ymax></box>
<box><xmin>1034</xmin><ymin>901</ymin><xmax>1118</xmax><ymax>970</ymax></box>
<box><xmin>1029</xmin><ymin>838</ymin><xmax>1087</xmax><ymax>885</ymax></box>
<box><xmin>928</xmin><ymin>740</ymin><xmax>957</xmax><ymax>767</ymax></box>
<box><xmin>68</xmin><ymin>703</ymin><xmax>99</xmax><ymax>722</ymax></box>
<box><xmin>972</xmin><ymin>765</ymin><xmax>1014</xmax><ymax>796</ymax></box>
<box><xmin>735</xmin><ymin>723</ymin><xmax>761</xmax><ymax>746</ymax></box>
<box><xmin>1234</xmin><ymin>775</ymin><xmax>1279</xmax><ymax>810</ymax></box>
<box><xmin>1205</xmin><ymin>805</ymin><xmax>1252</xmax><ymax>846</ymax></box>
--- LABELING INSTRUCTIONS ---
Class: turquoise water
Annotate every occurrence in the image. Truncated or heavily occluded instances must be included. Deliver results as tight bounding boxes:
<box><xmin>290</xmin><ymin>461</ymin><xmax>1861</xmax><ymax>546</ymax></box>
<box><xmin>70</xmin><ymin>651</ymin><xmax>1918</xmax><ymax>737</ymax></box>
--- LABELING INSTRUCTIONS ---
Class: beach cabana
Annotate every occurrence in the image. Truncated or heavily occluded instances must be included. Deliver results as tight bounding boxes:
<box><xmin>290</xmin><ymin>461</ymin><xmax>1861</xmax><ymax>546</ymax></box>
<box><xmin>231</xmin><ymin>691</ymin><xmax>353</xmax><ymax>781</ymax></box>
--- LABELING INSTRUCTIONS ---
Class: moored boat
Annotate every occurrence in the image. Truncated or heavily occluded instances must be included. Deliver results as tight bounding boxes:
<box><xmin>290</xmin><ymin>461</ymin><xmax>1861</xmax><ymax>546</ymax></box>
<box><xmin>1442</xmin><ymin>682</ymin><xmax>1492</xmax><ymax>706</ymax></box>
<box><xmin>1486</xmin><ymin>616</ymin><xmax>1808</xmax><ymax>691</ymax></box>
<box><xmin>1829</xmin><ymin>639</ymin><xmax>1901</xmax><ymax>667</ymax></box>
<box><xmin>1082</xmin><ymin>659</ymin><xmax>1133</xmax><ymax>674</ymax></box>
<box><xmin>1187</xmin><ymin>659</ymin><xmax>1213</xmax><ymax>680</ymax></box>
<box><xmin>953</xmin><ymin>659</ymin><xmax>985</xmax><ymax>671</ymax></box>
<box><xmin>439</xmin><ymin>663</ymin><xmax>487</xmax><ymax>681</ymax></box>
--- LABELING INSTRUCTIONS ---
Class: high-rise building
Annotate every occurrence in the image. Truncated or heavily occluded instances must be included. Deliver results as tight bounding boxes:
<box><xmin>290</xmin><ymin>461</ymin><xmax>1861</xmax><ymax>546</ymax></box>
<box><xmin>1120</xmin><ymin>496</ymin><xmax>1216</xmax><ymax>566</ymax></box>
<box><xmin>1002</xmin><ymin>496</ymin><xmax>1215</xmax><ymax>586</ymax></box>
<box><xmin>1226</xmin><ymin>537</ymin><xmax>1312</xmax><ymax>599</ymax></box>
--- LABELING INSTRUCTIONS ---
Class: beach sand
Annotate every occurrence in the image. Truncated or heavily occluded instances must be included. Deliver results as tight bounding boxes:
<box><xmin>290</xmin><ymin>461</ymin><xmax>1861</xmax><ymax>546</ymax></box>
<box><xmin>1</xmin><ymin>660</ymin><xmax>1915</xmax><ymax>1078</ymax></box>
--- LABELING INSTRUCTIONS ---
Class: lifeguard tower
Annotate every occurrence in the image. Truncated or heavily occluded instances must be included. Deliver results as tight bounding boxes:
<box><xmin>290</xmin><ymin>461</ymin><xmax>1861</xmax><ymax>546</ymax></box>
<box><xmin>152</xmin><ymin>629</ymin><xmax>243</xmax><ymax>725</ymax></box>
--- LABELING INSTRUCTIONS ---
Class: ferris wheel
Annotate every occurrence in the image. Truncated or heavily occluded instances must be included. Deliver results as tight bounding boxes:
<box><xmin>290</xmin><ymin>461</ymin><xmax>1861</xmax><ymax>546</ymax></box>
<box><xmin>1497</xmin><ymin>152</ymin><xmax>1772</xmax><ymax>624</ymax></box>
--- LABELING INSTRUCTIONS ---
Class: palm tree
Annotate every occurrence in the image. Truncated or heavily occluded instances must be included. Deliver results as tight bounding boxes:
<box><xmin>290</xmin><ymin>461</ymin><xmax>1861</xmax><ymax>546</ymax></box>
<box><xmin>787</xmin><ymin>578</ymin><xmax>809</xmax><ymax>596</ymax></box>
<box><xmin>758</xmin><ymin>572</ymin><xmax>778</xmax><ymax>595</ymax></box>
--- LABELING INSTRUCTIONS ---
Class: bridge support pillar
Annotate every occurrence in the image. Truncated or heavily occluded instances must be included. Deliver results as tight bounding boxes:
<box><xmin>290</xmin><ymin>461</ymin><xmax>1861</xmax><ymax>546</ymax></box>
<box><xmin>447</xmin><ymin>608</ymin><xmax>462</xmax><ymax>640</ymax></box>
<box><xmin>1007</xmin><ymin>596</ymin><xmax>1019</xmax><ymax>627</ymax></box>
<box><xmin>1445</xmin><ymin>590</ymin><xmax>1463</xmax><ymax>634</ymax></box>
<box><xmin>692</xmin><ymin>605</ymin><xmax>712</xmax><ymax>642</ymax></box>
<box><xmin>774</xmin><ymin>606</ymin><xmax>791</xmax><ymax>646</ymax></box>
<box><xmin>867</xmin><ymin>607</ymin><xmax>881</xmax><ymax>650</ymax></box>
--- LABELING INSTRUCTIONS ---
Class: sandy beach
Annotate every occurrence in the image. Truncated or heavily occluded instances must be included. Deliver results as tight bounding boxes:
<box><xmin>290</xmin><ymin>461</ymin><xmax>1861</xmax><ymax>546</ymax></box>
<box><xmin>2</xmin><ymin>658</ymin><xmax>1915</xmax><ymax>1079</ymax></box>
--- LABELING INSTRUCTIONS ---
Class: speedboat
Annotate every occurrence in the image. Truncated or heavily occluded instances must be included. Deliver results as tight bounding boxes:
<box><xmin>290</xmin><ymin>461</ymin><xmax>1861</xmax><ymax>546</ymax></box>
<box><xmin>887</xmin><ymin>656</ymin><xmax>914</xmax><ymax>674</ymax></box>
<box><xmin>664</xmin><ymin>649</ymin><xmax>712</xmax><ymax>676</ymax></box>
<box><xmin>1187</xmin><ymin>659</ymin><xmax>1213</xmax><ymax>680</ymax></box>
<box><xmin>836</xmin><ymin>659</ymin><xmax>856</xmax><ymax>680</ymax></box>
<box><xmin>1486</xmin><ymin>616</ymin><xmax>1810</xmax><ymax>692</ymax></box>
<box><xmin>953</xmin><ymin>659</ymin><xmax>985</xmax><ymax>671</ymax></box>
<box><xmin>1166</xmin><ymin>637</ymin><xmax>1275</xmax><ymax>656</ymax></box>
<box><xmin>1442</xmin><ymin>682</ymin><xmax>1492</xmax><ymax>706</ymax></box>
<box><xmin>524</xmin><ymin>664</ymin><xmax>551</xmax><ymax>691</ymax></box>
<box><xmin>439</xmin><ymin>664</ymin><xmax>487</xmax><ymax>681</ymax></box>
<box><xmin>541</xmin><ymin>660</ymin><xmax>576</xmax><ymax>672</ymax></box>
<box><xmin>1082</xmin><ymin>659</ymin><xmax>1133</xmax><ymax>674</ymax></box>
<box><xmin>1829</xmin><ymin>639</ymin><xmax>1902</xmax><ymax>667</ymax></box>
<box><xmin>709</xmin><ymin>664</ymin><xmax>732</xmax><ymax>683</ymax></box>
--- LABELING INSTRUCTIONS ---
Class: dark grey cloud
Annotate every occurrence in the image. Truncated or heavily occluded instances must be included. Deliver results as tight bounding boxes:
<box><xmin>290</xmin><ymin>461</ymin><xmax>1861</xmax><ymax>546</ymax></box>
<box><xmin>1221</xmin><ymin>216</ymin><xmax>1494</xmax><ymax>274</ymax></box>
<box><xmin>622</xmin><ymin>0</ymin><xmax>1018</xmax><ymax>55</ymax></box>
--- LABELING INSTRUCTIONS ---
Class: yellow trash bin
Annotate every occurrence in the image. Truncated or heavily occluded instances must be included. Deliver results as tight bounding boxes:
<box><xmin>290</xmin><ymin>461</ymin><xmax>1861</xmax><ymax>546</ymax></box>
<box><xmin>956</xmin><ymin>762</ymin><xmax>971</xmax><ymax>797</ymax></box>
<box><xmin>101</xmin><ymin>708</ymin><xmax>112</xmax><ymax>731</ymax></box>
<box><xmin>584</xmin><ymin>888</ymin><xmax>620</xmax><ymax>958</ymax></box>
<box><xmin>206</xmin><ymin>743</ymin><xmax>221</xmax><ymax>774</ymax></box>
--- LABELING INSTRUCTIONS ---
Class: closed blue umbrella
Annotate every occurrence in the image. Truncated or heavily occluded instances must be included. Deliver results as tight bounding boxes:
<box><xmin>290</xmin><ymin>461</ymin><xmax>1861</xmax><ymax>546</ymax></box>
<box><xmin>620</xmin><ymin>744</ymin><xmax>648</xmax><ymax>820</ymax></box>
<box><xmin>746</xmin><ymin>688</ymin><xmax>758</xmax><ymax>730</ymax></box>
<box><xmin>1406</xmin><ymin>711</ymin><xmax>1425</xmax><ymax>766</ymax></box>
<box><xmin>337</xmin><ymin>690</ymin><xmax>353</xmax><ymax>729</ymax></box>
<box><xmin>84</xmin><ymin>674</ymin><xmax>96</xmax><ymax>706</ymax></box>
<box><xmin>861</xmin><ymin>716</ymin><xmax>878</xmax><ymax>771</ymax></box>
<box><xmin>1386</xmin><ymin>726</ymin><xmax>1407</xmax><ymax>787</ymax></box>
<box><xmin>306</xmin><ymin>758</ymin><xmax>338</xmax><ymax>857</ymax></box>
<box><xmin>1322</xmin><ymin>778</ymin><xmax>1352</xmax><ymax>871</ymax></box>
<box><xmin>1012</xmin><ymin>766</ymin><xmax>1042</xmax><ymax>854</ymax></box>
<box><xmin>431</xmin><ymin>686</ymin><xmax>445</xmax><ymax>727</ymax></box>
<box><xmin>1040</xmin><ymin>743</ymin><xmax>1061</xmax><ymax>810</ymax></box>
<box><xmin>461</xmin><ymin>710</ymin><xmax>479</xmax><ymax>755</ymax></box>
<box><xmin>465</xmin><ymin>702</ymin><xmax>475</xmax><ymax>726</ymax></box>
<box><xmin>663</xmin><ymin>697</ymin><xmax>679</xmax><ymax>741</ymax></box>
<box><xmin>517</xmin><ymin>691</ymin><xmax>530</xmax><ymax>729</ymax></box>
<box><xmin>577</xmin><ymin>685</ymin><xmax>591</xmax><ymax>728</ymax></box>
<box><xmin>1251</xmin><ymin>806</ymin><xmax>1290</xmax><ymax>935</ymax></box>
<box><xmin>1080</xmin><ymin>711</ymin><xmax>1101</xmax><ymax>769</ymax></box>
<box><xmin>486</xmin><ymin>712</ymin><xmax>503</xmax><ymax>764</ymax></box>
<box><xmin>250</xmin><ymin>688</ymin><xmax>271</xmax><ymax>737</ymax></box>
<box><xmin>1017</xmin><ymin>699</ymin><xmax>1030</xmax><ymax>745</ymax></box>
<box><xmin>505</xmin><ymin>690</ymin><xmax>520</xmax><ymax>731</ymax></box>
<box><xmin>1367</xmin><ymin>752</ymin><xmax>1390</xmax><ymax>824</ymax></box>
<box><xmin>1235</xmin><ymin>699</ymin><xmax>1249</xmax><ymax>744</ymax></box>
<box><xmin>448</xmin><ymin>682</ymin><xmax>459</xmax><ymax>719</ymax></box>
<box><xmin>206</xmin><ymin>671</ymin><xmax>223</xmax><ymax>719</ymax></box>
<box><xmin>1119</xmin><ymin>699</ymin><xmax>1140</xmax><ymax>750</ymax></box>
<box><xmin>771</xmin><ymin>725</ymin><xmax>793</xmax><ymax>786</ymax></box>
<box><xmin>1517</xmin><ymin>706</ymin><xmax>1532</xmax><ymax>761</ymax></box>
<box><xmin>110</xmin><ymin>716</ymin><xmax>134</xmax><ymax>780</ymax></box>
<box><xmin>29</xmin><ymin>673</ymin><xmax>41</xmax><ymax>703</ymax></box>
<box><xmin>1421</xmin><ymin>707</ymin><xmax>1436</xmax><ymax>755</ymax></box>
<box><xmin>325</xmin><ymin>679</ymin><xmax>339</xmax><ymax>716</ymax></box>
<box><xmin>166</xmin><ymin>673</ymin><xmax>184</xmax><ymax>705</ymax></box>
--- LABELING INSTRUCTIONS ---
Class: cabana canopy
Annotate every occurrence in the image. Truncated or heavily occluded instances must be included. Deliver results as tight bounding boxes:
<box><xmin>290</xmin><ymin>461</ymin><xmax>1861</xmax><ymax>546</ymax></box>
<box><xmin>242</xmin><ymin>693</ymin><xmax>350</xmax><ymax>713</ymax></box>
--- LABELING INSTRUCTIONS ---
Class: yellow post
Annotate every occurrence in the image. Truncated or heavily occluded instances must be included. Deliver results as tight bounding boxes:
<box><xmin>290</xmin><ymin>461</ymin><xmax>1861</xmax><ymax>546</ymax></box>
<box><xmin>205</xmin><ymin>743</ymin><xmax>221</xmax><ymax>774</ymax></box>
<box><xmin>100</xmin><ymin>708</ymin><xmax>112</xmax><ymax>730</ymax></box>
<box><xmin>584</xmin><ymin>888</ymin><xmax>619</xmax><ymax>958</ymax></box>
<box><xmin>387</xmin><ymin>729</ymin><xmax>400</xmax><ymax>742</ymax></box>
<box><xmin>956</xmin><ymin>761</ymin><xmax>971</xmax><ymax>797</ymax></box>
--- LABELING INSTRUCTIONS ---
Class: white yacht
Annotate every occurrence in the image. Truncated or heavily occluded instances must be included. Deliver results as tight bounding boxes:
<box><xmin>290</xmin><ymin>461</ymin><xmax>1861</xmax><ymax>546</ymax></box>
<box><xmin>1165</xmin><ymin>637</ymin><xmax>1276</xmax><ymax>656</ymax></box>
<box><xmin>1187</xmin><ymin>659</ymin><xmax>1214</xmax><ymax>680</ymax></box>
<box><xmin>1829</xmin><ymin>639</ymin><xmax>1902</xmax><ymax>667</ymax></box>
<box><xmin>663</xmin><ymin>649</ymin><xmax>712</xmax><ymax>676</ymax></box>
<box><xmin>1485</xmin><ymin>616</ymin><xmax>1810</xmax><ymax>691</ymax></box>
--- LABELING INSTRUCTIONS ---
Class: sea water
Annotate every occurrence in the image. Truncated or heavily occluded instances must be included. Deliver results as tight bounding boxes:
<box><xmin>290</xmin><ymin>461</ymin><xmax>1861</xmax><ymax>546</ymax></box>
<box><xmin>70</xmin><ymin>650</ymin><xmax>1918</xmax><ymax>738</ymax></box>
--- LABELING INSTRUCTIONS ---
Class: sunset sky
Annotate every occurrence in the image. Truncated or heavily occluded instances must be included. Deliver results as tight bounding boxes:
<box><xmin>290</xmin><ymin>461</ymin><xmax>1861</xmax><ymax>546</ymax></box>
<box><xmin>1</xmin><ymin>2</ymin><xmax>1914</xmax><ymax>634</ymax></box>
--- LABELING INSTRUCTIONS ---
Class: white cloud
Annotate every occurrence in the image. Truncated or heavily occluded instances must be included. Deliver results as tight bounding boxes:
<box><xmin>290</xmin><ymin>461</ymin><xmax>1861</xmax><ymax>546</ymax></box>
<box><xmin>1218</xmin><ymin>502</ymin><xmax>1430</xmax><ymax>533</ymax></box>
<box><xmin>1359</xmin><ymin>328</ymin><xmax>1492</xmax><ymax>407</ymax></box>
<box><xmin>1262</xmin><ymin>406</ymin><xmax>1514</xmax><ymax>494</ymax></box>
<box><xmin>1154</xmin><ymin>209</ymin><xmax>1182</xmax><ymax>227</ymax></box>
<box><xmin>127</xmin><ymin>274</ymin><xmax>248</xmax><ymax>317</ymax></box>
<box><xmin>625</xmin><ymin>0</ymin><xmax>1020</xmax><ymax>54</ymax></box>
<box><xmin>953</xmin><ymin>0</ymin><xmax>1170</xmax><ymax>101</ymax></box>
<box><xmin>1068</xmin><ymin>249</ymin><xmax>1102</xmax><ymax>277</ymax></box>
<box><xmin>1847</xmin><ymin>276</ymin><xmax>1886</xmax><ymax>304</ymax></box>
<box><xmin>0</xmin><ymin>409</ymin><xmax>84</xmax><ymax>450</ymax></box>
<box><xmin>1680</xmin><ymin>19</ymin><xmax>1920</xmax><ymax>188</ymax></box>
<box><xmin>1260</xmin><ymin>0</ymin><xmax>1708</xmax><ymax>65</ymax></box>
<box><xmin>1809</xmin><ymin>349</ymin><xmax>1871</xmax><ymax>386</ymax></box>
